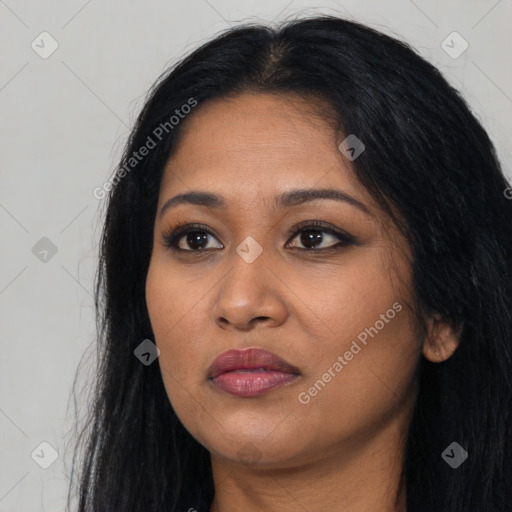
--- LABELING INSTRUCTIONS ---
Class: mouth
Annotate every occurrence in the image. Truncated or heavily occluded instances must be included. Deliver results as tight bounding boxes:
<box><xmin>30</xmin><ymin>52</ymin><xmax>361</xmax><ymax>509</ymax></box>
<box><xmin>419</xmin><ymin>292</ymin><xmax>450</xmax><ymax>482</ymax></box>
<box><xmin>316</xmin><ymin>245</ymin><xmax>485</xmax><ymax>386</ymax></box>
<box><xmin>207</xmin><ymin>347</ymin><xmax>301</xmax><ymax>397</ymax></box>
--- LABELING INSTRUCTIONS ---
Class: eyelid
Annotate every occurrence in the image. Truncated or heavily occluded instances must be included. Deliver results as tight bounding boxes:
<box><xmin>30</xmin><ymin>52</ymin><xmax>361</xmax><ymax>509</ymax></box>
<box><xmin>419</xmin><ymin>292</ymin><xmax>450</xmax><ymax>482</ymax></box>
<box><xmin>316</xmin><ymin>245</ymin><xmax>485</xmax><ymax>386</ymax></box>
<box><xmin>285</xmin><ymin>219</ymin><xmax>355</xmax><ymax>243</ymax></box>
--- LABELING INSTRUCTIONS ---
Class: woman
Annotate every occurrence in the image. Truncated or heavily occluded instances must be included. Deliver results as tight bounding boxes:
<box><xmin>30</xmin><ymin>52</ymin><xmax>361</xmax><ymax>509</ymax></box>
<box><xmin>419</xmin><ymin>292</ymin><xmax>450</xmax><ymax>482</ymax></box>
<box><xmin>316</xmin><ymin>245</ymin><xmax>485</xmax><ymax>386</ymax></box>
<box><xmin>68</xmin><ymin>15</ymin><xmax>512</xmax><ymax>512</ymax></box>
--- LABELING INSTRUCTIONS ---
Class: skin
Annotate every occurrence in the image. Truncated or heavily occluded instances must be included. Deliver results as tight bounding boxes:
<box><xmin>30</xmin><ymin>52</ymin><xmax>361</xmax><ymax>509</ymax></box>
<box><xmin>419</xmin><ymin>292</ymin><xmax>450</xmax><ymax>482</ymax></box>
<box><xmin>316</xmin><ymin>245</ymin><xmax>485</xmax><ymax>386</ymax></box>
<box><xmin>145</xmin><ymin>93</ymin><xmax>461</xmax><ymax>512</ymax></box>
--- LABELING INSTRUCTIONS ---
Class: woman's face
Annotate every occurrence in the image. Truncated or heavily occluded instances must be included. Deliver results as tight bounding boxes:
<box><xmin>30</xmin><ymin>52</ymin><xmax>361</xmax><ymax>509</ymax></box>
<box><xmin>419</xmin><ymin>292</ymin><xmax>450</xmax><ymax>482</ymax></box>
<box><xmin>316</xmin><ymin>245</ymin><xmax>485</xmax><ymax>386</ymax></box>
<box><xmin>145</xmin><ymin>93</ymin><xmax>423</xmax><ymax>469</ymax></box>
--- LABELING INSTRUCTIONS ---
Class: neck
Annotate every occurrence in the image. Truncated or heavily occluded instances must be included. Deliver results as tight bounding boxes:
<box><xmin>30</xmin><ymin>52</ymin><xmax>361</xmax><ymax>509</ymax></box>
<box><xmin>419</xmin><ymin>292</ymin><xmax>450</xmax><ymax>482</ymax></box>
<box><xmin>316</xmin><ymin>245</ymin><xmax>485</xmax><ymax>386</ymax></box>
<box><xmin>208</xmin><ymin>396</ymin><xmax>413</xmax><ymax>512</ymax></box>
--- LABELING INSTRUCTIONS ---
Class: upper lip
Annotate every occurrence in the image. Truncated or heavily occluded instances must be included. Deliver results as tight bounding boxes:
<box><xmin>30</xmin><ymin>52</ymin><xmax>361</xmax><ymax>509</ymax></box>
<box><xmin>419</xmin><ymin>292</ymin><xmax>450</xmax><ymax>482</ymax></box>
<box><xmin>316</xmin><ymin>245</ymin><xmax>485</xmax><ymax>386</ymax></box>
<box><xmin>208</xmin><ymin>347</ymin><xmax>301</xmax><ymax>379</ymax></box>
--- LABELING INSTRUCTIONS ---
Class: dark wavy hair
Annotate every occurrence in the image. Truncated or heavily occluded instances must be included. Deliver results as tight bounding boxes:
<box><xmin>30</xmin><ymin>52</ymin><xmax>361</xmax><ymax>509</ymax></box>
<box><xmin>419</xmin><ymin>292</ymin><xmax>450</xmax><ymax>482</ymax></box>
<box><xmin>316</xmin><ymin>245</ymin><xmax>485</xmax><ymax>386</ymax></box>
<box><xmin>67</xmin><ymin>15</ymin><xmax>512</xmax><ymax>512</ymax></box>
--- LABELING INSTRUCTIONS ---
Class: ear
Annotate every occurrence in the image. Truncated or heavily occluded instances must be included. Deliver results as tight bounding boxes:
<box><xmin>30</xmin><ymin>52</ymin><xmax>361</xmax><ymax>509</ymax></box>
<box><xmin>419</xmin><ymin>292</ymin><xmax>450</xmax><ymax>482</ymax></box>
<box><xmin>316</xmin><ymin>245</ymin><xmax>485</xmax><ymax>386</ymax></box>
<box><xmin>422</xmin><ymin>313</ymin><xmax>463</xmax><ymax>363</ymax></box>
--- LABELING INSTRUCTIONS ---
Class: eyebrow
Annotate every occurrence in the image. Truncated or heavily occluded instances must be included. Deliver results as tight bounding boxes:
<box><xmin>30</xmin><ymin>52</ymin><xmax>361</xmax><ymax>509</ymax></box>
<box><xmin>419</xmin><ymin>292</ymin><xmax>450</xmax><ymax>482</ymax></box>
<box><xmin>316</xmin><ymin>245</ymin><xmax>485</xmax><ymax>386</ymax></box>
<box><xmin>159</xmin><ymin>188</ymin><xmax>371</xmax><ymax>219</ymax></box>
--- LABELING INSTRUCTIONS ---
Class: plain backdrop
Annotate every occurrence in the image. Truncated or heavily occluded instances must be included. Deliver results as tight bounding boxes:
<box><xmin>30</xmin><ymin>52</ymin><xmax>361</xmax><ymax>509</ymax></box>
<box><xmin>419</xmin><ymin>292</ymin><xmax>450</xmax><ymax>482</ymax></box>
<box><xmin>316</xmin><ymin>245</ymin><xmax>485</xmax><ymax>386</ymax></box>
<box><xmin>1</xmin><ymin>1</ymin><xmax>511</xmax><ymax>510</ymax></box>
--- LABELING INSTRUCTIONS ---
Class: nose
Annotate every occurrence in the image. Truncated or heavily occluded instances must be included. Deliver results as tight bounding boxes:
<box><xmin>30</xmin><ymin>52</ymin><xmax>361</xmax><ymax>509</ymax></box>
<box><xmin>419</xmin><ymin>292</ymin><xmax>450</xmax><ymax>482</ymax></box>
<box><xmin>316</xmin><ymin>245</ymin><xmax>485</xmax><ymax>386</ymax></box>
<box><xmin>211</xmin><ymin>243</ymin><xmax>288</xmax><ymax>331</ymax></box>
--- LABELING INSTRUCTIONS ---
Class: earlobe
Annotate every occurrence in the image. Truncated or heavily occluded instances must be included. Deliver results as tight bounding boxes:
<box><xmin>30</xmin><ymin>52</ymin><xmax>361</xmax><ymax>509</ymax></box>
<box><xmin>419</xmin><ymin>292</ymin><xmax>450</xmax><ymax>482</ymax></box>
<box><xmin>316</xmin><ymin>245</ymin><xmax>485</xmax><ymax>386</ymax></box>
<box><xmin>422</xmin><ymin>314</ymin><xmax>463</xmax><ymax>363</ymax></box>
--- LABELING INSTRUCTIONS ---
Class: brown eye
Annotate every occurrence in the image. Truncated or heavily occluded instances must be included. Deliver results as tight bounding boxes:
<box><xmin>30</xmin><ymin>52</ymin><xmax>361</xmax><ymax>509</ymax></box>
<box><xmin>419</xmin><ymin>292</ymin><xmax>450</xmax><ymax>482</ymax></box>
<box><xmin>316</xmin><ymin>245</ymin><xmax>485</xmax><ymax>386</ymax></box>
<box><xmin>288</xmin><ymin>227</ymin><xmax>347</xmax><ymax>250</ymax></box>
<box><xmin>163</xmin><ymin>224</ymin><xmax>223</xmax><ymax>252</ymax></box>
<box><xmin>285</xmin><ymin>221</ymin><xmax>356</xmax><ymax>252</ymax></box>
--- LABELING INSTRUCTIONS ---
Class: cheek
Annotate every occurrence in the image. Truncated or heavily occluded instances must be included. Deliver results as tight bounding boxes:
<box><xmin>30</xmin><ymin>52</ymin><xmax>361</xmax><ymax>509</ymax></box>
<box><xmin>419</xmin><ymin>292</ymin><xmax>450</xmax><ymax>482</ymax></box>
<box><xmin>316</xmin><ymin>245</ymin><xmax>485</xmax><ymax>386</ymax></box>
<box><xmin>303</xmin><ymin>244</ymin><xmax>410</xmax><ymax>339</ymax></box>
<box><xmin>146</xmin><ymin>258</ymin><xmax>211</xmax><ymax>341</ymax></box>
<box><xmin>298</xmin><ymin>247</ymin><xmax>419</xmax><ymax>422</ymax></box>
<box><xmin>145</xmin><ymin>263</ymin><xmax>206</xmax><ymax>388</ymax></box>
<box><xmin>296</xmin><ymin>306</ymin><xmax>420</xmax><ymax>447</ymax></box>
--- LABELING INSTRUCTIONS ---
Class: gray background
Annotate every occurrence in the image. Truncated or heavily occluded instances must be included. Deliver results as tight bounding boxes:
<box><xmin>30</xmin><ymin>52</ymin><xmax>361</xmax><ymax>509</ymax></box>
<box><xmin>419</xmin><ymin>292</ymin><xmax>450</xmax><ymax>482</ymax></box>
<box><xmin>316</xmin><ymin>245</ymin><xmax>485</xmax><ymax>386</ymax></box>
<box><xmin>1</xmin><ymin>0</ymin><xmax>511</xmax><ymax>510</ymax></box>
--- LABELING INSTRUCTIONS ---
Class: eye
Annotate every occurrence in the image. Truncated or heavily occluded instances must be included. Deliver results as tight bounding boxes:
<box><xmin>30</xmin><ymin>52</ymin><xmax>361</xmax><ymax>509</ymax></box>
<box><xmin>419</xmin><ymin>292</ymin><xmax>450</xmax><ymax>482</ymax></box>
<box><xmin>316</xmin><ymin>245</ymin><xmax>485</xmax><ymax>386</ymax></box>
<box><xmin>162</xmin><ymin>220</ymin><xmax>356</xmax><ymax>253</ymax></box>
<box><xmin>163</xmin><ymin>223</ymin><xmax>223</xmax><ymax>251</ymax></box>
<box><xmin>285</xmin><ymin>220</ymin><xmax>356</xmax><ymax>252</ymax></box>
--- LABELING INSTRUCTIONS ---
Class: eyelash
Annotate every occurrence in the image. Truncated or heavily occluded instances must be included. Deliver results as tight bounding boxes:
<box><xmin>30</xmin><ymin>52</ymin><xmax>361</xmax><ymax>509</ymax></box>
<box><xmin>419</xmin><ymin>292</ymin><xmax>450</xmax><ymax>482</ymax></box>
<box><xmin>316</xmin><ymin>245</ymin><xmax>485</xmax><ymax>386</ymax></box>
<box><xmin>162</xmin><ymin>220</ymin><xmax>356</xmax><ymax>255</ymax></box>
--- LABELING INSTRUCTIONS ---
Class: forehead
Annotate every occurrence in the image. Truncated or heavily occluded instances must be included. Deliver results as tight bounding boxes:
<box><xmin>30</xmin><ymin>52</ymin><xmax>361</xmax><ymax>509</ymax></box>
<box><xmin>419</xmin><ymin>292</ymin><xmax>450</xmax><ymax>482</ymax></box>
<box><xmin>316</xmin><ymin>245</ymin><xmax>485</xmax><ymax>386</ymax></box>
<box><xmin>159</xmin><ymin>93</ymin><xmax>373</xmax><ymax>213</ymax></box>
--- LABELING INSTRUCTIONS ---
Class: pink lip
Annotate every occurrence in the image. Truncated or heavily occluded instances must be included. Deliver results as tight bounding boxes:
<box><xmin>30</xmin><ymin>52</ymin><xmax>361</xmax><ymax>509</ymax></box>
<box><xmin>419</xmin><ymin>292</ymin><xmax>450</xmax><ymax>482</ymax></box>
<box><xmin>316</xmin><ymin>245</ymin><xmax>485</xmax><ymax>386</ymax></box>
<box><xmin>208</xmin><ymin>347</ymin><xmax>301</xmax><ymax>397</ymax></box>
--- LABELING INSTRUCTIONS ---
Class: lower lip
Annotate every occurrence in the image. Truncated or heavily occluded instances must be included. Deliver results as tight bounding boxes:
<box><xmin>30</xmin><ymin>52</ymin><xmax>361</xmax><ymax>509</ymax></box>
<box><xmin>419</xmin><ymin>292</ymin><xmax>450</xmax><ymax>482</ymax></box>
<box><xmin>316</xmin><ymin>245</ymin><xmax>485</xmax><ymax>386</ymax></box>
<box><xmin>210</xmin><ymin>370</ymin><xmax>299</xmax><ymax>397</ymax></box>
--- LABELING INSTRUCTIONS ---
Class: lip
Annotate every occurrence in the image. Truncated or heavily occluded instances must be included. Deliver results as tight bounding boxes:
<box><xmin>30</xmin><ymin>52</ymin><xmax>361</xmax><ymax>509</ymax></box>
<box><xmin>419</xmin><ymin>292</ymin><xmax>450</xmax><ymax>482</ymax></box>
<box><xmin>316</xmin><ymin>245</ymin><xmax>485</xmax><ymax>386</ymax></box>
<box><xmin>208</xmin><ymin>347</ymin><xmax>301</xmax><ymax>397</ymax></box>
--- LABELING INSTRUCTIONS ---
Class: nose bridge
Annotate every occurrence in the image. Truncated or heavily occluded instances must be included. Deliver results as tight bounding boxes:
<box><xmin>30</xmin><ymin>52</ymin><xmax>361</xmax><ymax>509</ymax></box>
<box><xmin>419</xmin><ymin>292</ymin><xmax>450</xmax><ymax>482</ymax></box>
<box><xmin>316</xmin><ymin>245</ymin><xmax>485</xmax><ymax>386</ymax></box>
<box><xmin>226</xmin><ymin>199</ymin><xmax>274</xmax><ymax>269</ymax></box>
<box><xmin>212</xmin><ymin>232</ymin><xmax>285</xmax><ymax>327</ymax></box>
<box><xmin>227</xmin><ymin>233</ymin><xmax>270</xmax><ymax>295</ymax></box>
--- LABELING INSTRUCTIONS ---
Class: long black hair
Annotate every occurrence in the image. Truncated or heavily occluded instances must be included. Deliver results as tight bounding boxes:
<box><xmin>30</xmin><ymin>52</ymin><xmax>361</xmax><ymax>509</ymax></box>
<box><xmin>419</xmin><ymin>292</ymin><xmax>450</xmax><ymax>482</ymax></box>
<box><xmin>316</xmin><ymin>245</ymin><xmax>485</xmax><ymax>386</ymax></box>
<box><xmin>67</xmin><ymin>15</ymin><xmax>512</xmax><ymax>512</ymax></box>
